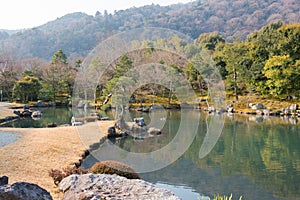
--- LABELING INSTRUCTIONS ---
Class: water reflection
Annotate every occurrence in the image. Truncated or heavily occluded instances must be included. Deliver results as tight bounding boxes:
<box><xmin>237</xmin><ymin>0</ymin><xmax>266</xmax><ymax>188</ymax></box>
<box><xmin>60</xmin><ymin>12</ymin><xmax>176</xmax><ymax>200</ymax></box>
<box><xmin>155</xmin><ymin>182</ymin><xmax>209</xmax><ymax>200</ymax></box>
<box><xmin>1</xmin><ymin>107</ymin><xmax>73</xmax><ymax>128</ymax></box>
<box><xmin>98</xmin><ymin>110</ymin><xmax>300</xmax><ymax>200</ymax></box>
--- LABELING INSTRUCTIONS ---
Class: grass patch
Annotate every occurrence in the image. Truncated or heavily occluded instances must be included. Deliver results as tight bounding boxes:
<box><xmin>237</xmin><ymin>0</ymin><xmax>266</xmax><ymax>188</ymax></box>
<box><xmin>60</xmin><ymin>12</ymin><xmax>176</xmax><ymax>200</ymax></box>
<box><xmin>227</xmin><ymin>94</ymin><xmax>298</xmax><ymax>112</ymax></box>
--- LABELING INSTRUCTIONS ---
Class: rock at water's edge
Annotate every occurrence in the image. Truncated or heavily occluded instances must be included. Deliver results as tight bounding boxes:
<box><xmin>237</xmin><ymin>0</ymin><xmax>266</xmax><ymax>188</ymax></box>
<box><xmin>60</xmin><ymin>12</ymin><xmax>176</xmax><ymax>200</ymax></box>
<box><xmin>148</xmin><ymin>127</ymin><xmax>162</xmax><ymax>135</ymax></box>
<box><xmin>59</xmin><ymin>173</ymin><xmax>180</xmax><ymax>200</ymax></box>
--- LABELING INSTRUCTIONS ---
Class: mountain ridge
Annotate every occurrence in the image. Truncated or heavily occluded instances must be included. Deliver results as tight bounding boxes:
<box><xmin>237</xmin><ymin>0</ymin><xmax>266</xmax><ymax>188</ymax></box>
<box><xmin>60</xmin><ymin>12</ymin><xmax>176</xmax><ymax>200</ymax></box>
<box><xmin>1</xmin><ymin>0</ymin><xmax>299</xmax><ymax>60</ymax></box>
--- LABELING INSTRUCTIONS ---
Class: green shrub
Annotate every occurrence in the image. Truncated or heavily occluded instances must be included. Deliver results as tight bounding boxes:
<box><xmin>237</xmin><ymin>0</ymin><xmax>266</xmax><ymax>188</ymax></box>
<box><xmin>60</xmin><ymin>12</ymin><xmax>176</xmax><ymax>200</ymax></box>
<box><xmin>101</xmin><ymin>104</ymin><xmax>111</xmax><ymax>112</ymax></box>
<box><xmin>89</xmin><ymin>160</ymin><xmax>140</xmax><ymax>179</ymax></box>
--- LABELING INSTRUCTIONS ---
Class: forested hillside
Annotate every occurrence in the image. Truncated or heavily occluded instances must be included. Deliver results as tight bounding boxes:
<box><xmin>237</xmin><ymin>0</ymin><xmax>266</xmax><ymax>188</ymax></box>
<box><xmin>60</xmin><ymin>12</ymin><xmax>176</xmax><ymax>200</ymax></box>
<box><xmin>0</xmin><ymin>31</ymin><xmax>9</xmax><ymax>41</ymax></box>
<box><xmin>1</xmin><ymin>0</ymin><xmax>299</xmax><ymax>60</ymax></box>
<box><xmin>0</xmin><ymin>22</ymin><xmax>299</xmax><ymax>104</ymax></box>
<box><xmin>98</xmin><ymin>22</ymin><xmax>300</xmax><ymax>101</ymax></box>
<box><xmin>213</xmin><ymin>22</ymin><xmax>300</xmax><ymax>99</ymax></box>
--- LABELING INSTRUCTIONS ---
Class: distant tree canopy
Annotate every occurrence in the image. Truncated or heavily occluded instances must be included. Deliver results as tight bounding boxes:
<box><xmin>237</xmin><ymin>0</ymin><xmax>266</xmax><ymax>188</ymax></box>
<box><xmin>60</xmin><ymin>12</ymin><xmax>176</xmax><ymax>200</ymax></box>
<box><xmin>7</xmin><ymin>49</ymin><xmax>78</xmax><ymax>104</ymax></box>
<box><xmin>2</xmin><ymin>22</ymin><xmax>300</xmax><ymax>104</ymax></box>
<box><xmin>103</xmin><ymin>54</ymin><xmax>133</xmax><ymax>97</ymax></box>
<box><xmin>52</xmin><ymin>49</ymin><xmax>68</xmax><ymax>65</ymax></box>
<box><xmin>39</xmin><ymin>49</ymin><xmax>76</xmax><ymax>104</ymax></box>
<box><xmin>0</xmin><ymin>31</ymin><xmax>9</xmax><ymax>41</ymax></box>
<box><xmin>214</xmin><ymin>22</ymin><xmax>300</xmax><ymax>99</ymax></box>
<box><xmin>109</xmin><ymin>22</ymin><xmax>300</xmax><ymax>100</ymax></box>
<box><xmin>13</xmin><ymin>70</ymin><xmax>41</xmax><ymax>102</ymax></box>
<box><xmin>196</xmin><ymin>32</ymin><xmax>225</xmax><ymax>51</ymax></box>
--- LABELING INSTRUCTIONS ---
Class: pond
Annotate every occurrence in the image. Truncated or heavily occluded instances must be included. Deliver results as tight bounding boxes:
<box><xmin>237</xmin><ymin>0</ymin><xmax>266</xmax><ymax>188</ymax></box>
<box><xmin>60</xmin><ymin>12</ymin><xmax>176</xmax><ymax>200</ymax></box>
<box><xmin>83</xmin><ymin>110</ymin><xmax>300</xmax><ymax>200</ymax></box>
<box><xmin>2</xmin><ymin>106</ymin><xmax>300</xmax><ymax>199</ymax></box>
<box><xmin>1</xmin><ymin>107</ymin><xmax>73</xmax><ymax>128</ymax></box>
<box><xmin>0</xmin><ymin>132</ymin><xmax>20</xmax><ymax>147</ymax></box>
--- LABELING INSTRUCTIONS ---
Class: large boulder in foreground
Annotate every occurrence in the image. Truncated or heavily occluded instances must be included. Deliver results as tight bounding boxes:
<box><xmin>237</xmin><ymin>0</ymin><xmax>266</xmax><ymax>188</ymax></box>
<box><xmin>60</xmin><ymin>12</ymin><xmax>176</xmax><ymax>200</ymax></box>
<box><xmin>59</xmin><ymin>173</ymin><xmax>180</xmax><ymax>200</ymax></box>
<box><xmin>0</xmin><ymin>182</ymin><xmax>52</xmax><ymax>200</ymax></box>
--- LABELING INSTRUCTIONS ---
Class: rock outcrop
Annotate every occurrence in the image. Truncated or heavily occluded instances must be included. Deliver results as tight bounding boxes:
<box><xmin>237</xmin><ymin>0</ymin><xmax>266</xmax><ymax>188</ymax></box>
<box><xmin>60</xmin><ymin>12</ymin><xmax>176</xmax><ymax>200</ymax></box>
<box><xmin>59</xmin><ymin>173</ymin><xmax>180</xmax><ymax>200</ymax></box>
<box><xmin>0</xmin><ymin>181</ymin><xmax>52</xmax><ymax>200</ymax></box>
<box><xmin>283</xmin><ymin>103</ymin><xmax>299</xmax><ymax>115</ymax></box>
<box><xmin>250</xmin><ymin>103</ymin><xmax>265</xmax><ymax>110</ymax></box>
<box><xmin>0</xmin><ymin>176</ymin><xmax>8</xmax><ymax>186</ymax></box>
<box><xmin>148</xmin><ymin>127</ymin><xmax>162</xmax><ymax>135</ymax></box>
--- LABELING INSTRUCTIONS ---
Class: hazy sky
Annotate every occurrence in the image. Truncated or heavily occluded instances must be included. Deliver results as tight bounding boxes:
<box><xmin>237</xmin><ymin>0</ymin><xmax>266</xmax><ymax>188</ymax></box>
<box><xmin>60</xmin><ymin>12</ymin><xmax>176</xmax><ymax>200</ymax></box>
<box><xmin>0</xmin><ymin>0</ymin><xmax>193</xmax><ymax>30</ymax></box>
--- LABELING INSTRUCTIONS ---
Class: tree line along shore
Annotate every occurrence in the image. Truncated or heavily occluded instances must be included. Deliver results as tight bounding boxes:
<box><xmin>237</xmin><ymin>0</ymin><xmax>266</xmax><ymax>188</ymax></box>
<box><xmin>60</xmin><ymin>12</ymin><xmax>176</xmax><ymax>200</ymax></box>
<box><xmin>0</xmin><ymin>22</ymin><xmax>299</xmax><ymax>112</ymax></box>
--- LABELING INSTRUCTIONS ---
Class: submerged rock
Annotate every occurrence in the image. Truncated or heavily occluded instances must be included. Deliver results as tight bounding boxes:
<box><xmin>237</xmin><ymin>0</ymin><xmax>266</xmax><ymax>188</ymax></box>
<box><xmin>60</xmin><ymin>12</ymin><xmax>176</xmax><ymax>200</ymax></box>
<box><xmin>59</xmin><ymin>173</ymin><xmax>180</xmax><ymax>200</ymax></box>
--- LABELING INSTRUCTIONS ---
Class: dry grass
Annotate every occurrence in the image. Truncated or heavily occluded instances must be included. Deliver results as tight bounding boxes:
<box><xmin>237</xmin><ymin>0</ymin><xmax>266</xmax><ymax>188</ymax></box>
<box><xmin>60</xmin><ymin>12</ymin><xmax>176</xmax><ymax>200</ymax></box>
<box><xmin>0</xmin><ymin>120</ymin><xmax>114</xmax><ymax>200</ymax></box>
<box><xmin>0</xmin><ymin>109</ymin><xmax>15</xmax><ymax>119</ymax></box>
<box><xmin>0</xmin><ymin>102</ymin><xmax>23</xmax><ymax>119</ymax></box>
<box><xmin>228</xmin><ymin>95</ymin><xmax>297</xmax><ymax>112</ymax></box>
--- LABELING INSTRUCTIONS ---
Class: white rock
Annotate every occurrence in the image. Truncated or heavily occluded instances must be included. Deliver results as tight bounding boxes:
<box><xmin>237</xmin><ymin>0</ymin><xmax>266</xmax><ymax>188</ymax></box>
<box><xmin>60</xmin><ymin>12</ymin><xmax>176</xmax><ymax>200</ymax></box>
<box><xmin>59</xmin><ymin>173</ymin><xmax>180</xmax><ymax>200</ymax></box>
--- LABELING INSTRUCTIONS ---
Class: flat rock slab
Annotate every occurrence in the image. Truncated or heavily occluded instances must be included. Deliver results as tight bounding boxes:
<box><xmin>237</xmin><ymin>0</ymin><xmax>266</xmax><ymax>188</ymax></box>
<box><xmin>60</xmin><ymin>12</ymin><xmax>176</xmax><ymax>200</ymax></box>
<box><xmin>59</xmin><ymin>173</ymin><xmax>180</xmax><ymax>200</ymax></box>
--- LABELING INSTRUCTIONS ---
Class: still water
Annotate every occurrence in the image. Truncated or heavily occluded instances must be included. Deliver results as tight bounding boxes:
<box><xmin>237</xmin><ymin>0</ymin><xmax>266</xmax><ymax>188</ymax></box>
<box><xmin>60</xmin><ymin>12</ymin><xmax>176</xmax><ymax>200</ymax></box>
<box><xmin>1</xmin><ymin>107</ymin><xmax>73</xmax><ymax>128</ymax></box>
<box><xmin>83</xmin><ymin>110</ymin><xmax>300</xmax><ymax>200</ymax></box>
<box><xmin>3</xmin><ymin>107</ymin><xmax>300</xmax><ymax>199</ymax></box>
<box><xmin>0</xmin><ymin>132</ymin><xmax>20</xmax><ymax>147</ymax></box>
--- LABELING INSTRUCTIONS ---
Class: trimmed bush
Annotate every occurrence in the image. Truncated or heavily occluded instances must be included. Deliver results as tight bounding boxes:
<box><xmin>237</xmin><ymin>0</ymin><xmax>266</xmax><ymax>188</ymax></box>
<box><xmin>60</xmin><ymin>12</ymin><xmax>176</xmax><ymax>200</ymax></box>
<box><xmin>89</xmin><ymin>160</ymin><xmax>140</xmax><ymax>179</ymax></box>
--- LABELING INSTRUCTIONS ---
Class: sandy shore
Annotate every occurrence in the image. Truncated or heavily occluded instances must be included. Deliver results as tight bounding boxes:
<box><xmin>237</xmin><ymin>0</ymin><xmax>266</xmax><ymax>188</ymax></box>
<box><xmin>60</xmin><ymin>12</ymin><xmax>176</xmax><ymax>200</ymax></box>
<box><xmin>0</xmin><ymin>120</ymin><xmax>114</xmax><ymax>199</ymax></box>
<box><xmin>0</xmin><ymin>102</ymin><xmax>22</xmax><ymax>119</ymax></box>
